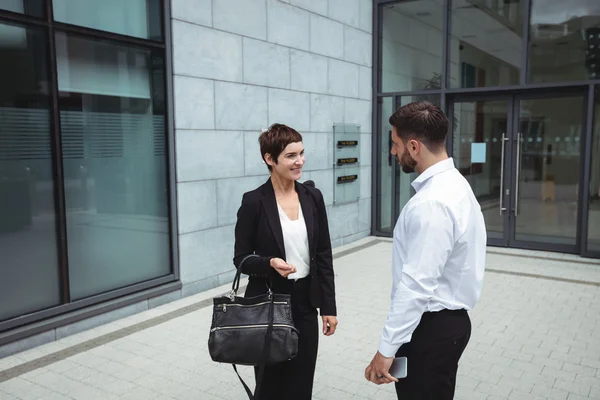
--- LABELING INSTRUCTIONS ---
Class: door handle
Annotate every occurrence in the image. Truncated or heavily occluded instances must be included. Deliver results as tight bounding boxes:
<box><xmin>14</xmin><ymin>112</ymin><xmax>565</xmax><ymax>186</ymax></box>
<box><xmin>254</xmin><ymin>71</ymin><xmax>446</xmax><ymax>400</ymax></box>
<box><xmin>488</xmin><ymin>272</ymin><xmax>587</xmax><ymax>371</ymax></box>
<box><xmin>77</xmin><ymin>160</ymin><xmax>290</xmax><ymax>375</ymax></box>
<box><xmin>499</xmin><ymin>133</ymin><xmax>509</xmax><ymax>215</ymax></box>
<box><xmin>514</xmin><ymin>133</ymin><xmax>522</xmax><ymax>217</ymax></box>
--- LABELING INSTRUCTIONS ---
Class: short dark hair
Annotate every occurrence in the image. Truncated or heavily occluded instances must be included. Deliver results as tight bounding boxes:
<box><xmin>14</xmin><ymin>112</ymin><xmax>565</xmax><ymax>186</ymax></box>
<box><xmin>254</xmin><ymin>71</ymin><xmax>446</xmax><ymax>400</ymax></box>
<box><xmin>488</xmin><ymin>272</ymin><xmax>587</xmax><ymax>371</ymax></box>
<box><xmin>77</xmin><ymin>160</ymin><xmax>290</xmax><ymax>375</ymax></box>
<box><xmin>389</xmin><ymin>101</ymin><xmax>448</xmax><ymax>151</ymax></box>
<box><xmin>259</xmin><ymin>123</ymin><xmax>303</xmax><ymax>171</ymax></box>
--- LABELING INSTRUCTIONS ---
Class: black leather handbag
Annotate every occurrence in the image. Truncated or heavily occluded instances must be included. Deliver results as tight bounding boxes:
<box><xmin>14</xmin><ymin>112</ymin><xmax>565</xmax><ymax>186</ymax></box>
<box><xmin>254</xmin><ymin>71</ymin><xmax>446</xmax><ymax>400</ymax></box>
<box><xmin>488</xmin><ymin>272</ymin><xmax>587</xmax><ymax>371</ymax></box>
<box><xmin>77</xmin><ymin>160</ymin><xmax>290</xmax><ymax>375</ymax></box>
<box><xmin>208</xmin><ymin>254</ymin><xmax>299</xmax><ymax>399</ymax></box>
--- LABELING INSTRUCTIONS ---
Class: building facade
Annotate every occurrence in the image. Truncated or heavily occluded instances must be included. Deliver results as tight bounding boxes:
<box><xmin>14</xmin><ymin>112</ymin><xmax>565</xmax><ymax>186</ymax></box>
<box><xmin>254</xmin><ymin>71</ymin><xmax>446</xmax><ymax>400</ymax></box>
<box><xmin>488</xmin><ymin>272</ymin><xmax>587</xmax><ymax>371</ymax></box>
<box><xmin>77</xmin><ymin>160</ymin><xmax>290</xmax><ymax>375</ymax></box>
<box><xmin>373</xmin><ymin>0</ymin><xmax>600</xmax><ymax>259</ymax></box>
<box><xmin>0</xmin><ymin>0</ymin><xmax>373</xmax><ymax>355</ymax></box>
<box><xmin>1</xmin><ymin>0</ymin><xmax>599</xmax><ymax>355</ymax></box>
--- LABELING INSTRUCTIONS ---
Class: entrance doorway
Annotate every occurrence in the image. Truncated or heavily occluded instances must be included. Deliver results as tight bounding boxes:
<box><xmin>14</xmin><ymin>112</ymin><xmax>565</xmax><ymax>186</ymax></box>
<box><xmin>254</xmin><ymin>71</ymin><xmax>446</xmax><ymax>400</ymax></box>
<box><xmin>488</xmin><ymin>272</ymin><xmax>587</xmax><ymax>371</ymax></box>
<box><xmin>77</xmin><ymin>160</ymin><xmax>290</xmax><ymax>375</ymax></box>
<box><xmin>450</xmin><ymin>93</ymin><xmax>586</xmax><ymax>252</ymax></box>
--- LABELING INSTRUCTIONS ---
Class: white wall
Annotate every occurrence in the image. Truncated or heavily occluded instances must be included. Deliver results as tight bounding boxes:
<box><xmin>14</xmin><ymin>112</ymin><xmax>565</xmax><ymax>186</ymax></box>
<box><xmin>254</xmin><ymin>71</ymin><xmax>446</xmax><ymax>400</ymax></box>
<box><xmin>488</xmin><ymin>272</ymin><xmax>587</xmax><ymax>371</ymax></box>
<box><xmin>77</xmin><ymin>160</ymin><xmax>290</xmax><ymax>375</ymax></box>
<box><xmin>171</xmin><ymin>0</ymin><xmax>373</xmax><ymax>294</ymax></box>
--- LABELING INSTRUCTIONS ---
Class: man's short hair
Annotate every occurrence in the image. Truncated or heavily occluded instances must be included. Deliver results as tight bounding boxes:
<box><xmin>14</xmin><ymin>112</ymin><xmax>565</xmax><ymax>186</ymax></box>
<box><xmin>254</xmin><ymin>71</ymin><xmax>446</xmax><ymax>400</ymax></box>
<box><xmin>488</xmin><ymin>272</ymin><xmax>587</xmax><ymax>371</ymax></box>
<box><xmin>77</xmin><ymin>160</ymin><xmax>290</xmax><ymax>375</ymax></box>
<box><xmin>388</xmin><ymin>101</ymin><xmax>449</xmax><ymax>152</ymax></box>
<box><xmin>259</xmin><ymin>123</ymin><xmax>303</xmax><ymax>171</ymax></box>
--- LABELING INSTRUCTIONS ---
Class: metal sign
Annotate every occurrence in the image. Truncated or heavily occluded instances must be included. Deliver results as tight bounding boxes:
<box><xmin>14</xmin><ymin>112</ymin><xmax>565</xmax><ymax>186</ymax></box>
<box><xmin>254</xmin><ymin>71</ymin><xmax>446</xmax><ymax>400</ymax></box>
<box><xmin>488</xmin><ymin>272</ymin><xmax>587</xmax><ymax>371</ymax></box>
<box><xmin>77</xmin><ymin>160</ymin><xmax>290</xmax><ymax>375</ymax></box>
<box><xmin>337</xmin><ymin>174</ymin><xmax>358</xmax><ymax>184</ymax></box>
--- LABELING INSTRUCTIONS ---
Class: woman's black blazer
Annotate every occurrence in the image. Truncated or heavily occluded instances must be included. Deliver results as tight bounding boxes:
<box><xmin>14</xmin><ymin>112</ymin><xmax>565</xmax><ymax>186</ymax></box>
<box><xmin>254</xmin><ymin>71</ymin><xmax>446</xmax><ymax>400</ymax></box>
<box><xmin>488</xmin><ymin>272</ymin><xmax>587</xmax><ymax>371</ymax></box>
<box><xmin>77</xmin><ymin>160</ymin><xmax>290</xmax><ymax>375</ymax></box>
<box><xmin>233</xmin><ymin>179</ymin><xmax>337</xmax><ymax>316</ymax></box>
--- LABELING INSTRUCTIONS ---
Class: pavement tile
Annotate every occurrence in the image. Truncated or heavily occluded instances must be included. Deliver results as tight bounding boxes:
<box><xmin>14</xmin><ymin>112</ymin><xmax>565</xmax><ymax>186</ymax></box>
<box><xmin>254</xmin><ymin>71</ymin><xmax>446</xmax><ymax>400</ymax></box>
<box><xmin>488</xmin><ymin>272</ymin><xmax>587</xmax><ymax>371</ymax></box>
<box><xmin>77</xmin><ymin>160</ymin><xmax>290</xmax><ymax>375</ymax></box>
<box><xmin>0</xmin><ymin>378</ymin><xmax>56</xmax><ymax>400</ymax></box>
<box><xmin>1</xmin><ymin>243</ymin><xmax>600</xmax><ymax>399</ymax></box>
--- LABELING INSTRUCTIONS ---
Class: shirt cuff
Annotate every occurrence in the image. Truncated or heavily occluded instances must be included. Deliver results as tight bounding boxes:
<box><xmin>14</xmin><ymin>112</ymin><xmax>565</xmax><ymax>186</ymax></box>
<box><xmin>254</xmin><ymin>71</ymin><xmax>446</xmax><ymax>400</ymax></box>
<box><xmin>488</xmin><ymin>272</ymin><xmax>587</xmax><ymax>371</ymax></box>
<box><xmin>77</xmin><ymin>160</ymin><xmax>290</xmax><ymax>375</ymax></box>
<box><xmin>378</xmin><ymin>339</ymin><xmax>400</xmax><ymax>358</ymax></box>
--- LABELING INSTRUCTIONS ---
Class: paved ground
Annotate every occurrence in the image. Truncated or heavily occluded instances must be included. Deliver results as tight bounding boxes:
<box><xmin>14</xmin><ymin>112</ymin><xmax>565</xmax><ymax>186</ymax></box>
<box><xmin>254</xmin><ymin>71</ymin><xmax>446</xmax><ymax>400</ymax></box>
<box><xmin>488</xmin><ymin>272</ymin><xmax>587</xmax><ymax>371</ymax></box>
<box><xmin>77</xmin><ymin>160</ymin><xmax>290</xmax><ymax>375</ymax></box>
<box><xmin>1</xmin><ymin>237</ymin><xmax>600</xmax><ymax>400</ymax></box>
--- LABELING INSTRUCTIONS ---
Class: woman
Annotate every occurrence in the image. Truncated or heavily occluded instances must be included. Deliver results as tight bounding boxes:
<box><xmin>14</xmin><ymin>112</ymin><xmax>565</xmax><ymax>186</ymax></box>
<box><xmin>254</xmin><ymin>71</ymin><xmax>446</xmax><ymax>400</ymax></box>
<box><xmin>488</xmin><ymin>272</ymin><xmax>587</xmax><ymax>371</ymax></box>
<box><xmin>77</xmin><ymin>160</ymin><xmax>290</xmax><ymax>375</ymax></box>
<box><xmin>233</xmin><ymin>123</ymin><xmax>338</xmax><ymax>400</ymax></box>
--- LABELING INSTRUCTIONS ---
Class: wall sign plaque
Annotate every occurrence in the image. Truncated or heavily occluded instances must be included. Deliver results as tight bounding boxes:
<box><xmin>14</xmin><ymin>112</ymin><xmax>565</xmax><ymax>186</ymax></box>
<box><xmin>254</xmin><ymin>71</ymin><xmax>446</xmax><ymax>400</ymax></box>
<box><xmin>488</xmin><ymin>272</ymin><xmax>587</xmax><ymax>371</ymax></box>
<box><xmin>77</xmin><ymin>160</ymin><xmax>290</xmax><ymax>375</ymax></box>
<box><xmin>337</xmin><ymin>140</ymin><xmax>358</xmax><ymax>148</ymax></box>
<box><xmin>337</xmin><ymin>174</ymin><xmax>358</xmax><ymax>183</ymax></box>
<box><xmin>337</xmin><ymin>157</ymin><xmax>358</xmax><ymax>165</ymax></box>
<box><xmin>332</xmin><ymin>123</ymin><xmax>361</xmax><ymax>204</ymax></box>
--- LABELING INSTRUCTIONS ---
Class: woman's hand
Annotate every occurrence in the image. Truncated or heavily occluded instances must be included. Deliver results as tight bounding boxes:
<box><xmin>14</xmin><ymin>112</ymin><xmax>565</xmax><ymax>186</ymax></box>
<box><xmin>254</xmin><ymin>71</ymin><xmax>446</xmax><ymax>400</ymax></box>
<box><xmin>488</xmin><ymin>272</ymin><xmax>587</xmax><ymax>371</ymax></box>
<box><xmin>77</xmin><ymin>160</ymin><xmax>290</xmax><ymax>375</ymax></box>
<box><xmin>270</xmin><ymin>258</ymin><xmax>296</xmax><ymax>278</ymax></box>
<box><xmin>321</xmin><ymin>316</ymin><xmax>338</xmax><ymax>336</ymax></box>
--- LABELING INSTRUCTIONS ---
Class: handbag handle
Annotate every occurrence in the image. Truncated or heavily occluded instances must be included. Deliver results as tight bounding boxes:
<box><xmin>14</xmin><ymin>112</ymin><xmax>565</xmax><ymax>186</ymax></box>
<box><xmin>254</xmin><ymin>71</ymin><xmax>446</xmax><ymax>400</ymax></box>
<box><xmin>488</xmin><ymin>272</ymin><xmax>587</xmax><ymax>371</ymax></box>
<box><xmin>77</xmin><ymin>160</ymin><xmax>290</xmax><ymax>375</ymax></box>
<box><xmin>231</xmin><ymin>254</ymin><xmax>260</xmax><ymax>297</ymax></box>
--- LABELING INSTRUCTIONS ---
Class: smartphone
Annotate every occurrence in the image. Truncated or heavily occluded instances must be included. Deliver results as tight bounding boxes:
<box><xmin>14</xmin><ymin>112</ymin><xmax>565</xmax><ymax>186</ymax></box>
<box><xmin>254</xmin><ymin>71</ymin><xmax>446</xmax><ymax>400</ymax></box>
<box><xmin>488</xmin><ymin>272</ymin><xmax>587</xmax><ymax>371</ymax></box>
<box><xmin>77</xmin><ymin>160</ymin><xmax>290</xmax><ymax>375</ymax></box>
<box><xmin>389</xmin><ymin>357</ymin><xmax>407</xmax><ymax>379</ymax></box>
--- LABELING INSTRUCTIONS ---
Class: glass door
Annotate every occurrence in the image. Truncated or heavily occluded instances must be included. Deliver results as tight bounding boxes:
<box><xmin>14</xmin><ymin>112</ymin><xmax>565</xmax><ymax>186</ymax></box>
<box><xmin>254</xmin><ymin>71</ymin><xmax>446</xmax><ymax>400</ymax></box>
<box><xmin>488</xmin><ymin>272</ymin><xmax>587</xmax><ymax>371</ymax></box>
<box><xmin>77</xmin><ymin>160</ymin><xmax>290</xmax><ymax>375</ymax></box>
<box><xmin>511</xmin><ymin>95</ymin><xmax>584</xmax><ymax>250</ymax></box>
<box><xmin>451</xmin><ymin>93</ymin><xmax>586</xmax><ymax>252</ymax></box>
<box><xmin>451</xmin><ymin>98</ymin><xmax>513</xmax><ymax>246</ymax></box>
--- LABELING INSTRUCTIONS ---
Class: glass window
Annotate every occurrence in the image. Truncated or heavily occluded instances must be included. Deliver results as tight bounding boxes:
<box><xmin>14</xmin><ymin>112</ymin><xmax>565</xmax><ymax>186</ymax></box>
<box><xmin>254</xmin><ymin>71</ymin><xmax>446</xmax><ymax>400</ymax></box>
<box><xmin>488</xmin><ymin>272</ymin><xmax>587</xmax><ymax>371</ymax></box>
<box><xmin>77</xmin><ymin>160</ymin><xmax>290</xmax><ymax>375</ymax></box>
<box><xmin>529</xmin><ymin>0</ymin><xmax>600</xmax><ymax>83</ymax></box>
<box><xmin>0</xmin><ymin>22</ymin><xmax>61</xmax><ymax>322</ymax></box>
<box><xmin>377</xmin><ymin>96</ymin><xmax>440</xmax><ymax>234</ymax></box>
<box><xmin>449</xmin><ymin>0</ymin><xmax>522</xmax><ymax>88</ymax></box>
<box><xmin>380</xmin><ymin>0</ymin><xmax>443</xmax><ymax>93</ymax></box>
<box><xmin>52</xmin><ymin>0</ymin><xmax>163</xmax><ymax>41</ymax></box>
<box><xmin>0</xmin><ymin>0</ymin><xmax>45</xmax><ymax>17</ymax></box>
<box><xmin>378</xmin><ymin>97</ymin><xmax>394</xmax><ymax>233</ymax></box>
<box><xmin>56</xmin><ymin>33</ymin><xmax>170</xmax><ymax>300</ymax></box>
<box><xmin>589</xmin><ymin>89</ymin><xmax>600</xmax><ymax>252</ymax></box>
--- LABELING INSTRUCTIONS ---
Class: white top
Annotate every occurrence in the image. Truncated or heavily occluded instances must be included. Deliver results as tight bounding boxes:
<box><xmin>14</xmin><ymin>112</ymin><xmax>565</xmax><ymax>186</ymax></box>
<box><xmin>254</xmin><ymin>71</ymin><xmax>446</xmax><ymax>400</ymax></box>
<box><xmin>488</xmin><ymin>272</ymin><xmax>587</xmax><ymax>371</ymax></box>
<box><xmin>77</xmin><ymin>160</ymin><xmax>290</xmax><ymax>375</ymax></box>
<box><xmin>277</xmin><ymin>203</ymin><xmax>310</xmax><ymax>280</ymax></box>
<box><xmin>378</xmin><ymin>158</ymin><xmax>487</xmax><ymax>357</ymax></box>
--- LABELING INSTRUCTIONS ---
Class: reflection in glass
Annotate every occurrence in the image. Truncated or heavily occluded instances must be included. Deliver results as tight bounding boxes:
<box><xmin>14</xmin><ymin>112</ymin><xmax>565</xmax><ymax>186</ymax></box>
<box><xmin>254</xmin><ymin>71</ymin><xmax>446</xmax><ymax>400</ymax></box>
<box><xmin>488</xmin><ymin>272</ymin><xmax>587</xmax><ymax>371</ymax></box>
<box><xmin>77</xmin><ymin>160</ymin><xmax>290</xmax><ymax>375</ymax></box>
<box><xmin>378</xmin><ymin>97</ymin><xmax>394</xmax><ymax>233</ymax></box>
<box><xmin>0</xmin><ymin>22</ymin><xmax>61</xmax><ymax>322</ymax></box>
<box><xmin>529</xmin><ymin>0</ymin><xmax>600</xmax><ymax>83</ymax></box>
<box><xmin>588</xmin><ymin>89</ymin><xmax>600</xmax><ymax>251</ymax></box>
<box><xmin>380</xmin><ymin>0</ymin><xmax>443</xmax><ymax>93</ymax></box>
<box><xmin>0</xmin><ymin>0</ymin><xmax>45</xmax><ymax>17</ymax></box>
<box><xmin>453</xmin><ymin>100</ymin><xmax>508</xmax><ymax>240</ymax></box>
<box><xmin>52</xmin><ymin>0</ymin><xmax>163</xmax><ymax>40</ymax></box>
<box><xmin>56</xmin><ymin>33</ymin><xmax>170</xmax><ymax>300</ymax></box>
<box><xmin>515</xmin><ymin>97</ymin><xmax>582</xmax><ymax>244</ymax></box>
<box><xmin>449</xmin><ymin>0</ymin><xmax>522</xmax><ymax>88</ymax></box>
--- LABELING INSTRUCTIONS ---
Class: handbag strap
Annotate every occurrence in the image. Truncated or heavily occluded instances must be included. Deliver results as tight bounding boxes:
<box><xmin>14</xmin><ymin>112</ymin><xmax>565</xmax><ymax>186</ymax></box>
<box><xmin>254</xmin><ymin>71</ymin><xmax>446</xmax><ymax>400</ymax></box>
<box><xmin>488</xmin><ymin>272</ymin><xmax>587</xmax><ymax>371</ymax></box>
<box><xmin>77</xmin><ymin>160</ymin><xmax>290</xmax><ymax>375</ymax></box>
<box><xmin>230</xmin><ymin>254</ymin><xmax>276</xmax><ymax>399</ymax></box>
<box><xmin>253</xmin><ymin>289</ymin><xmax>275</xmax><ymax>397</ymax></box>
<box><xmin>232</xmin><ymin>364</ymin><xmax>254</xmax><ymax>399</ymax></box>
<box><xmin>231</xmin><ymin>289</ymin><xmax>275</xmax><ymax>400</ymax></box>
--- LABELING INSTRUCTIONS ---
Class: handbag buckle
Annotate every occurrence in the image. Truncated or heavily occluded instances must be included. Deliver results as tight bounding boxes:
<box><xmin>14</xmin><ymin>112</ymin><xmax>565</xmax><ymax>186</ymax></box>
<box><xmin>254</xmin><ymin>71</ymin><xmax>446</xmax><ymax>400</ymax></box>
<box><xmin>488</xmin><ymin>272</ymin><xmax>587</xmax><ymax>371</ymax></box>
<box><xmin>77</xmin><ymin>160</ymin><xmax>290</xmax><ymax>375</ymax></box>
<box><xmin>228</xmin><ymin>290</ymin><xmax>236</xmax><ymax>301</ymax></box>
<box><xmin>267</xmin><ymin>288</ymin><xmax>273</xmax><ymax>300</ymax></box>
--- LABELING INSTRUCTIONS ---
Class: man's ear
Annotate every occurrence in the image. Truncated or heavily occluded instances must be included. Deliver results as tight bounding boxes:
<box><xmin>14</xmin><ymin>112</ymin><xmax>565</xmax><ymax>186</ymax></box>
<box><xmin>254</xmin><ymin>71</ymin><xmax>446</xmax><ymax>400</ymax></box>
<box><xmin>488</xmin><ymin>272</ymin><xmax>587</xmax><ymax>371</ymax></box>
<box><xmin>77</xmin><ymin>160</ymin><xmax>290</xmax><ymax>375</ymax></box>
<box><xmin>409</xmin><ymin>139</ymin><xmax>419</xmax><ymax>154</ymax></box>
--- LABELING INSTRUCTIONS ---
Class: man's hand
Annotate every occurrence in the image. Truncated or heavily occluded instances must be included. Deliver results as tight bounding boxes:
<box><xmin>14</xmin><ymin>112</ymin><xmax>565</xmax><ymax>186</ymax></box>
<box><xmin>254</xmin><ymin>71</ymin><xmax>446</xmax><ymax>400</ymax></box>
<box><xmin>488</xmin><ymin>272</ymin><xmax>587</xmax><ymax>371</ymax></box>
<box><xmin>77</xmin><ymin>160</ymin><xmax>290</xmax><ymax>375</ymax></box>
<box><xmin>270</xmin><ymin>258</ymin><xmax>296</xmax><ymax>278</ymax></box>
<box><xmin>365</xmin><ymin>352</ymin><xmax>397</xmax><ymax>385</ymax></box>
<box><xmin>321</xmin><ymin>316</ymin><xmax>338</xmax><ymax>336</ymax></box>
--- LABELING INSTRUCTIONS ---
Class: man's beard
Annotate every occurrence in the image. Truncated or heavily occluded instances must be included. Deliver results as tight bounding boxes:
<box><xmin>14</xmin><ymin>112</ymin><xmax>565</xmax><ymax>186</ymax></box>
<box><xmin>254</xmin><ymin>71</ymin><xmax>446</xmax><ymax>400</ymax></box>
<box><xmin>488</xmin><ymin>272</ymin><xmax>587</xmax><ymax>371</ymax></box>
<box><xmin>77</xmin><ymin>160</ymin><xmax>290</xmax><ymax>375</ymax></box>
<box><xmin>398</xmin><ymin>147</ymin><xmax>417</xmax><ymax>174</ymax></box>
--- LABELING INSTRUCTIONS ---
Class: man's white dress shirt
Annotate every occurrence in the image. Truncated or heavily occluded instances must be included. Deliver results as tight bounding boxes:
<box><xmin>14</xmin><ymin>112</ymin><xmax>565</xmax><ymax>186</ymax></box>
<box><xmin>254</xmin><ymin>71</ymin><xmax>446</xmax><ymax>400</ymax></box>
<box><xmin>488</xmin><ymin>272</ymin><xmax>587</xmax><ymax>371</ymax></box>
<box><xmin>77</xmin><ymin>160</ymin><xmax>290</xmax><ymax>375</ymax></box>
<box><xmin>378</xmin><ymin>158</ymin><xmax>487</xmax><ymax>358</ymax></box>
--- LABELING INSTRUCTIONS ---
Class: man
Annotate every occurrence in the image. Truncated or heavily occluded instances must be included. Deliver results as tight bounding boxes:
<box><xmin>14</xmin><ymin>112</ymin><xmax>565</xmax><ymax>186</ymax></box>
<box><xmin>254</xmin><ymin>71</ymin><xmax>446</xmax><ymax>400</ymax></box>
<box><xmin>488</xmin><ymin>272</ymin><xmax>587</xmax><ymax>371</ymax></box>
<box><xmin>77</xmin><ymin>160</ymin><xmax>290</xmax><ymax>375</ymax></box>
<box><xmin>365</xmin><ymin>101</ymin><xmax>486</xmax><ymax>399</ymax></box>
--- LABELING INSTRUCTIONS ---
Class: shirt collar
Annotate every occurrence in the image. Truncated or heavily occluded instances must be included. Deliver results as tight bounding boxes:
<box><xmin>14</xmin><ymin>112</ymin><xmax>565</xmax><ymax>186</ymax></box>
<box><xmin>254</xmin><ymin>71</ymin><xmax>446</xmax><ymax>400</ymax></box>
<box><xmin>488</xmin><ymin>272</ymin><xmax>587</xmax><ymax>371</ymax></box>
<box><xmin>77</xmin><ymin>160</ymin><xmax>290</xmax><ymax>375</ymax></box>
<box><xmin>411</xmin><ymin>158</ymin><xmax>455</xmax><ymax>192</ymax></box>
